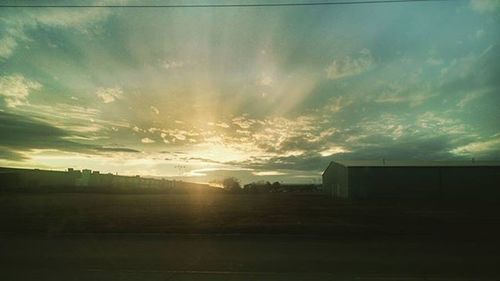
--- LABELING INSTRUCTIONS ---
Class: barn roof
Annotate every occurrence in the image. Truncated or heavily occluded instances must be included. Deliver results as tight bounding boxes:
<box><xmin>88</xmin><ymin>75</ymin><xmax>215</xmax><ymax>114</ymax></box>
<box><xmin>330</xmin><ymin>160</ymin><xmax>500</xmax><ymax>167</ymax></box>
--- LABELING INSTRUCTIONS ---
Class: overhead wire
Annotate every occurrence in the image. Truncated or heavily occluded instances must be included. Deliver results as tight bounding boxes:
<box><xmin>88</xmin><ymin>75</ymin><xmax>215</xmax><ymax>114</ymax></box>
<box><xmin>0</xmin><ymin>0</ymin><xmax>456</xmax><ymax>8</ymax></box>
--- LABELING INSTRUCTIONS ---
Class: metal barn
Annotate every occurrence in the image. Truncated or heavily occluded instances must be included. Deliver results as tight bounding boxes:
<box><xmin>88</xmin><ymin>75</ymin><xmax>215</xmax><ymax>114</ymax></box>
<box><xmin>322</xmin><ymin>160</ymin><xmax>500</xmax><ymax>199</ymax></box>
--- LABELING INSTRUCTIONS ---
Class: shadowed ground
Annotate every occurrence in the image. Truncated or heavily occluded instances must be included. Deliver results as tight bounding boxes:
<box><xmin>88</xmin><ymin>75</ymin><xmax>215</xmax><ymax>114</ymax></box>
<box><xmin>1</xmin><ymin>193</ymin><xmax>499</xmax><ymax>236</ymax></box>
<box><xmin>1</xmin><ymin>193</ymin><xmax>499</xmax><ymax>280</ymax></box>
<box><xmin>1</xmin><ymin>234</ymin><xmax>499</xmax><ymax>280</ymax></box>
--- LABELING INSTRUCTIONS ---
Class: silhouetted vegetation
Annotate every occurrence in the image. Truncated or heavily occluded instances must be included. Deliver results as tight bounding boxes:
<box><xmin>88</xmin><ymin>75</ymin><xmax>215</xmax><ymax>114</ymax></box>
<box><xmin>243</xmin><ymin>181</ymin><xmax>319</xmax><ymax>193</ymax></box>
<box><xmin>222</xmin><ymin>177</ymin><xmax>242</xmax><ymax>192</ymax></box>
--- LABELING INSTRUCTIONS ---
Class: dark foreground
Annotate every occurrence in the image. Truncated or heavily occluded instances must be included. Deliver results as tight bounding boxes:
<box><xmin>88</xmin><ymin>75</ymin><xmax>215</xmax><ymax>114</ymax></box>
<box><xmin>1</xmin><ymin>193</ymin><xmax>500</xmax><ymax>236</ymax></box>
<box><xmin>1</xmin><ymin>234</ymin><xmax>499</xmax><ymax>281</ymax></box>
<box><xmin>1</xmin><ymin>193</ymin><xmax>500</xmax><ymax>280</ymax></box>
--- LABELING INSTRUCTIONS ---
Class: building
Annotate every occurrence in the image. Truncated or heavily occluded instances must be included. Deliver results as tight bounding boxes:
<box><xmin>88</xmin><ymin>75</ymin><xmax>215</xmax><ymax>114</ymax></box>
<box><xmin>0</xmin><ymin>167</ymin><xmax>80</xmax><ymax>189</ymax></box>
<box><xmin>322</xmin><ymin>160</ymin><xmax>500</xmax><ymax>199</ymax></box>
<box><xmin>0</xmin><ymin>167</ymin><xmax>176</xmax><ymax>191</ymax></box>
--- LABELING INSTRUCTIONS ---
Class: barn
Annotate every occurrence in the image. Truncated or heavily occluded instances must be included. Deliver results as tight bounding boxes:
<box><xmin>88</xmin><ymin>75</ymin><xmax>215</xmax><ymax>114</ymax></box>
<box><xmin>322</xmin><ymin>160</ymin><xmax>500</xmax><ymax>199</ymax></box>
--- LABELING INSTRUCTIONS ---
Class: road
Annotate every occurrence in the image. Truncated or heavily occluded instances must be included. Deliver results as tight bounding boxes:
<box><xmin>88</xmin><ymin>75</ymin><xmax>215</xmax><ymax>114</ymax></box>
<box><xmin>1</xmin><ymin>234</ymin><xmax>499</xmax><ymax>280</ymax></box>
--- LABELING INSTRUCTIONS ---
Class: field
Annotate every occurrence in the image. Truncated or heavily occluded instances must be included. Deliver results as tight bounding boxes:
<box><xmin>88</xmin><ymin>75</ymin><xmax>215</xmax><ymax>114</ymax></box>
<box><xmin>1</xmin><ymin>192</ymin><xmax>500</xmax><ymax>238</ymax></box>
<box><xmin>1</xmin><ymin>193</ymin><xmax>500</xmax><ymax>280</ymax></box>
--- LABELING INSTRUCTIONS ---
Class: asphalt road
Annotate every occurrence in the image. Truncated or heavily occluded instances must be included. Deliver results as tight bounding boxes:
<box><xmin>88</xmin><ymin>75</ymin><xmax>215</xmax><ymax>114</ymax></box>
<box><xmin>1</xmin><ymin>234</ymin><xmax>499</xmax><ymax>281</ymax></box>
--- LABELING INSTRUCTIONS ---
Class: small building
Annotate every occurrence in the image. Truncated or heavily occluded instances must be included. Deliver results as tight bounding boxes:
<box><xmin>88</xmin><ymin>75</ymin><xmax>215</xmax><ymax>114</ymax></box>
<box><xmin>322</xmin><ymin>160</ymin><xmax>500</xmax><ymax>199</ymax></box>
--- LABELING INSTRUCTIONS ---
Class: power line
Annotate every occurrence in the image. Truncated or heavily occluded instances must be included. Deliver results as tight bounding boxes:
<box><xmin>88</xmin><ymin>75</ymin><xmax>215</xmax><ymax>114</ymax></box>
<box><xmin>0</xmin><ymin>0</ymin><xmax>455</xmax><ymax>8</ymax></box>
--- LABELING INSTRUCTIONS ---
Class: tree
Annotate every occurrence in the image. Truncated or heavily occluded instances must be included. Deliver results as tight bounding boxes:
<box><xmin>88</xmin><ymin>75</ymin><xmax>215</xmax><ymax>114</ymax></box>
<box><xmin>271</xmin><ymin>181</ymin><xmax>281</xmax><ymax>192</ymax></box>
<box><xmin>222</xmin><ymin>177</ymin><xmax>241</xmax><ymax>192</ymax></box>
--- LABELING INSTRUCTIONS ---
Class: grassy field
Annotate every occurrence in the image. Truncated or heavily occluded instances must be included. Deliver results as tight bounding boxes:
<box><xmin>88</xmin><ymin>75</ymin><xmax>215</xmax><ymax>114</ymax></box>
<box><xmin>1</xmin><ymin>192</ymin><xmax>500</xmax><ymax>238</ymax></box>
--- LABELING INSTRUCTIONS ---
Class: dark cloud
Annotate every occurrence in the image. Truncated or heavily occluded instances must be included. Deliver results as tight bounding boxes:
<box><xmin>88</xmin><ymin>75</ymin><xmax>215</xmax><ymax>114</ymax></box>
<box><xmin>160</xmin><ymin>151</ymin><xmax>187</xmax><ymax>155</ymax></box>
<box><xmin>233</xmin><ymin>152</ymin><xmax>329</xmax><ymax>172</ymax></box>
<box><xmin>0</xmin><ymin>111</ymin><xmax>139</xmax><ymax>160</ymax></box>
<box><xmin>271</xmin><ymin>135</ymin><xmax>328</xmax><ymax>155</ymax></box>
<box><xmin>183</xmin><ymin>157</ymin><xmax>224</xmax><ymax>164</ymax></box>
<box><xmin>233</xmin><ymin>134</ymin><xmax>471</xmax><ymax>173</ymax></box>
<box><xmin>440</xmin><ymin>44</ymin><xmax>500</xmax><ymax>95</ymax></box>
<box><xmin>0</xmin><ymin>111</ymin><xmax>71</xmax><ymax>149</ymax></box>
<box><xmin>96</xmin><ymin>147</ymin><xmax>141</xmax><ymax>153</ymax></box>
<box><xmin>340</xmin><ymin>137</ymin><xmax>461</xmax><ymax>161</ymax></box>
<box><xmin>0</xmin><ymin>147</ymin><xmax>27</xmax><ymax>161</ymax></box>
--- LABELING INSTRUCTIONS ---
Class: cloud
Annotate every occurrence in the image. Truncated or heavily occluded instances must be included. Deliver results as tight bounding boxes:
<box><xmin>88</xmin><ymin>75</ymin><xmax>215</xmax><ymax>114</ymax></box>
<box><xmin>96</xmin><ymin>87</ymin><xmax>122</xmax><ymax>103</ymax></box>
<box><xmin>319</xmin><ymin>146</ymin><xmax>350</xmax><ymax>157</ymax></box>
<box><xmin>184</xmin><ymin>156</ymin><xmax>224</xmax><ymax>164</ymax></box>
<box><xmin>232</xmin><ymin>116</ymin><xmax>257</xmax><ymax>129</ymax></box>
<box><xmin>150</xmin><ymin>106</ymin><xmax>160</xmax><ymax>114</ymax></box>
<box><xmin>252</xmin><ymin>171</ymin><xmax>287</xmax><ymax>176</ymax></box>
<box><xmin>470</xmin><ymin>0</ymin><xmax>500</xmax><ymax>13</ymax></box>
<box><xmin>234</xmin><ymin>131</ymin><xmax>473</xmax><ymax>174</ymax></box>
<box><xmin>215</xmin><ymin>122</ymin><xmax>230</xmax><ymax>128</ymax></box>
<box><xmin>96</xmin><ymin>147</ymin><xmax>141</xmax><ymax>153</ymax></box>
<box><xmin>0</xmin><ymin>75</ymin><xmax>41</xmax><ymax>107</ymax></box>
<box><xmin>325</xmin><ymin>49</ymin><xmax>373</xmax><ymax>80</ymax></box>
<box><xmin>28</xmin><ymin>9</ymin><xmax>110</xmax><ymax>28</ymax></box>
<box><xmin>0</xmin><ymin>111</ymin><xmax>138</xmax><ymax>161</ymax></box>
<box><xmin>148</xmin><ymin>127</ymin><xmax>161</xmax><ymax>133</ymax></box>
<box><xmin>228</xmin><ymin>110</ymin><xmax>478</xmax><ymax>173</ymax></box>
<box><xmin>347</xmin><ymin>112</ymin><xmax>468</xmax><ymax>146</ymax></box>
<box><xmin>450</xmin><ymin>135</ymin><xmax>500</xmax><ymax>157</ymax></box>
<box><xmin>0</xmin><ymin>146</ymin><xmax>27</xmax><ymax>161</ymax></box>
<box><xmin>158</xmin><ymin>128</ymin><xmax>200</xmax><ymax>143</ymax></box>
<box><xmin>426</xmin><ymin>57</ymin><xmax>444</xmax><ymax>66</ymax></box>
<box><xmin>329</xmin><ymin>138</ymin><xmax>459</xmax><ymax>163</ymax></box>
<box><xmin>457</xmin><ymin>90</ymin><xmax>484</xmax><ymax>108</ymax></box>
<box><xmin>184</xmin><ymin>167</ymin><xmax>254</xmax><ymax>178</ymax></box>
<box><xmin>258</xmin><ymin>73</ymin><xmax>273</xmax><ymax>86</ymax></box>
<box><xmin>0</xmin><ymin>8</ymin><xmax>110</xmax><ymax>59</ymax></box>
<box><xmin>141</xmin><ymin>137</ymin><xmax>155</xmax><ymax>144</ymax></box>
<box><xmin>475</xmin><ymin>29</ymin><xmax>485</xmax><ymax>39</ymax></box>
<box><xmin>375</xmin><ymin>91</ymin><xmax>436</xmax><ymax>107</ymax></box>
<box><xmin>0</xmin><ymin>36</ymin><xmax>18</xmax><ymax>59</ymax></box>
<box><xmin>162</xmin><ymin>60</ymin><xmax>185</xmax><ymax>70</ymax></box>
<box><xmin>239</xmin><ymin>152</ymin><xmax>330</xmax><ymax>172</ymax></box>
<box><xmin>160</xmin><ymin>132</ymin><xmax>170</xmax><ymax>144</ymax></box>
<box><xmin>373</xmin><ymin>78</ymin><xmax>437</xmax><ymax>107</ymax></box>
<box><xmin>323</xmin><ymin>96</ymin><xmax>353</xmax><ymax>113</ymax></box>
<box><xmin>0</xmin><ymin>23</ymin><xmax>25</xmax><ymax>60</ymax></box>
<box><xmin>12</xmin><ymin>103</ymin><xmax>107</xmax><ymax>134</ymax></box>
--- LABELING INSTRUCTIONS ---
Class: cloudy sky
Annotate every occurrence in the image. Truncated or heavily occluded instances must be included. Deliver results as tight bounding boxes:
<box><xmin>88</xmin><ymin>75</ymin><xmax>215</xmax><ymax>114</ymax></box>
<box><xmin>0</xmin><ymin>0</ymin><xmax>499</xmax><ymax>184</ymax></box>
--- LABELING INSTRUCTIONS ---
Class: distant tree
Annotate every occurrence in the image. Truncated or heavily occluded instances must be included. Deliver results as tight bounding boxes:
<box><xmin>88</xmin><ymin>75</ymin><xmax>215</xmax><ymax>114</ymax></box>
<box><xmin>265</xmin><ymin>181</ymin><xmax>272</xmax><ymax>192</ymax></box>
<box><xmin>271</xmin><ymin>181</ymin><xmax>281</xmax><ymax>192</ymax></box>
<box><xmin>222</xmin><ymin>177</ymin><xmax>242</xmax><ymax>192</ymax></box>
<box><xmin>249</xmin><ymin>181</ymin><xmax>272</xmax><ymax>193</ymax></box>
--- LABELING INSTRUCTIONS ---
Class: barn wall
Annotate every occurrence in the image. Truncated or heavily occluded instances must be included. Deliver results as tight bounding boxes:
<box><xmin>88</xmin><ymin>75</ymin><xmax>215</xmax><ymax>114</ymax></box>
<box><xmin>322</xmin><ymin>163</ymin><xmax>348</xmax><ymax>198</ymax></box>
<box><xmin>348</xmin><ymin>167</ymin><xmax>440</xmax><ymax>199</ymax></box>
<box><xmin>347</xmin><ymin>166</ymin><xmax>500</xmax><ymax>199</ymax></box>
<box><xmin>441</xmin><ymin>167</ymin><xmax>500</xmax><ymax>198</ymax></box>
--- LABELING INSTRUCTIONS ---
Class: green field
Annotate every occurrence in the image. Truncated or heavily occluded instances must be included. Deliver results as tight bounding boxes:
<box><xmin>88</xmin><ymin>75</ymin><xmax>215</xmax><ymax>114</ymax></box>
<box><xmin>1</xmin><ymin>193</ymin><xmax>499</xmax><ymax>239</ymax></box>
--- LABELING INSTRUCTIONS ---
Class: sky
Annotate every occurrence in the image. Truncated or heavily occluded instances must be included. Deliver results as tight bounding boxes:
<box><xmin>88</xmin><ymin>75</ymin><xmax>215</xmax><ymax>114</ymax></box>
<box><xmin>0</xmin><ymin>0</ymin><xmax>499</xmax><ymax>184</ymax></box>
